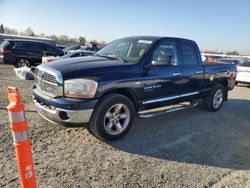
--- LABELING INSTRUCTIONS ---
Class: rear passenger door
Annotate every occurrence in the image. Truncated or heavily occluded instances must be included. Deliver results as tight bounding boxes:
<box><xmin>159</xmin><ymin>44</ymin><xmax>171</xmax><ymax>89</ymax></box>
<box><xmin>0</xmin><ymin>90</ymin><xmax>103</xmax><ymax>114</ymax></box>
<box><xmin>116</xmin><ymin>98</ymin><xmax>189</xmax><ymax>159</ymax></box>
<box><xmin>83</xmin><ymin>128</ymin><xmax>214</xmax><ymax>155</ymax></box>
<box><xmin>31</xmin><ymin>43</ymin><xmax>46</xmax><ymax>64</ymax></box>
<box><xmin>179</xmin><ymin>40</ymin><xmax>203</xmax><ymax>95</ymax></box>
<box><xmin>15</xmin><ymin>42</ymin><xmax>45</xmax><ymax>65</ymax></box>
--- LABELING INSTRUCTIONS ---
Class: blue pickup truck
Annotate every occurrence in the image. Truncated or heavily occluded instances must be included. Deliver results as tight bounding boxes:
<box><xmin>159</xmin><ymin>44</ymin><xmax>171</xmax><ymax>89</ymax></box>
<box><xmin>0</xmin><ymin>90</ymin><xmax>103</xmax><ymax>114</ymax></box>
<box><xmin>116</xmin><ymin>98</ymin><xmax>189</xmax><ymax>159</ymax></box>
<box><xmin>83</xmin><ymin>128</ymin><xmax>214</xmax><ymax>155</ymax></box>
<box><xmin>33</xmin><ymin>36</ymin><xmax>237</xmax><ymax>140</ymax></box>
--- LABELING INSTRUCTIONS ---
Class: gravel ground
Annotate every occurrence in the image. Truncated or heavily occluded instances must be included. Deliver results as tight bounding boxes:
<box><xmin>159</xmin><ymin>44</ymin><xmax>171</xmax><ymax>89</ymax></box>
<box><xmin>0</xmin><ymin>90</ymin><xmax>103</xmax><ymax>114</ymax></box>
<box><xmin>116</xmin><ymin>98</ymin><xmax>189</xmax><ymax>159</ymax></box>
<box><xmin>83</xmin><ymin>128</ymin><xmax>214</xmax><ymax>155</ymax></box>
<box><xmin>0</xmin><ymin>64</ymin><xmax>250</xmax><ymax>188</ymax></box>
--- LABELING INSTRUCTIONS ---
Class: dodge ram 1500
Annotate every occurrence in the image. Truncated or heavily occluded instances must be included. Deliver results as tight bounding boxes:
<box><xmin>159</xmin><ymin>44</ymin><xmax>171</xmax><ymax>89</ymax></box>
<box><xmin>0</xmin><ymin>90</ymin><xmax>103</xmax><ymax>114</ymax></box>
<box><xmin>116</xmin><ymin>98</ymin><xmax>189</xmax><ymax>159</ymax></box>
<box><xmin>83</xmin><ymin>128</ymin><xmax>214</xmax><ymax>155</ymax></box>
<box><xmin>33</xmin><ymin>36</ymin><xmax>237</xmax><ymax>140</ymax></box>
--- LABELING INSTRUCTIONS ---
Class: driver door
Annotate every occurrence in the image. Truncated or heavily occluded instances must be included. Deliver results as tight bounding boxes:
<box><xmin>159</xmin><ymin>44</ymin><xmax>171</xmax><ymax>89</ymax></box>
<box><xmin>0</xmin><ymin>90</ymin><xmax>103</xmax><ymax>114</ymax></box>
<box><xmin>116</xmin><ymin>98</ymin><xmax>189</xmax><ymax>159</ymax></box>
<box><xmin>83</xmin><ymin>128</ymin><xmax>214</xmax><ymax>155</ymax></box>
<box><xmin>141</xmin><ymin>40</ymin><xmax>184</xmax><ymax>108</ymax></box>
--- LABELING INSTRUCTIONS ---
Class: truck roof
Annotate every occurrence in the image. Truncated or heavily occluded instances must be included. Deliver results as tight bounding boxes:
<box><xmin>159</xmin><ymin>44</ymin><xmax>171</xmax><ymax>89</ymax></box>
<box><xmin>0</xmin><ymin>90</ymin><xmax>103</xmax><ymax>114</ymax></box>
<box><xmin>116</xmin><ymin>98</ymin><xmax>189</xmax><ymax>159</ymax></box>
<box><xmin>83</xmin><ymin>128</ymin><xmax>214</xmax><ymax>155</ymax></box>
<box><xmin>120</xmin><ymin>36</ymin><xmax>196</xmax><ymax>43</ymax></box>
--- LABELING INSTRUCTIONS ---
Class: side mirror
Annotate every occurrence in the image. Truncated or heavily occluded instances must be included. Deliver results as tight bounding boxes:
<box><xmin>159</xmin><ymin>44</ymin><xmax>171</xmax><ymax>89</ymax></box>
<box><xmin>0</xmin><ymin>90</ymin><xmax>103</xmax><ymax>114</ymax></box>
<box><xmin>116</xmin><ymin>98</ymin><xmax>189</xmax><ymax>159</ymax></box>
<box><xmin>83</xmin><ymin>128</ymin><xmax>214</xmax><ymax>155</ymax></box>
<box><xmin>151</xmin><ymin>55</ymin><xmax>172</xmax><ymax>66</ymax></box>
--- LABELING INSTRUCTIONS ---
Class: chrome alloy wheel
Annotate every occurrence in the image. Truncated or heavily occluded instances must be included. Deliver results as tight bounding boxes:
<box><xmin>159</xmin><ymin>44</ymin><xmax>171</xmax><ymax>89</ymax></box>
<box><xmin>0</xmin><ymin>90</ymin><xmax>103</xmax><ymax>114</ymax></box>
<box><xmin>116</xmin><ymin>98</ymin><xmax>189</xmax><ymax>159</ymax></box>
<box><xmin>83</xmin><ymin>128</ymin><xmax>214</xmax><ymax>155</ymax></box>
<box><xmin>17</xmin><ymin>59</ymin><xmax>30</xmax><ymax>67</ymax></box>
<box><xmin>213</xmin><ymin>89</ymin><xmax>223</xmax><ymax>109</ymax></box>
<box><xmin>103</xmin><ymin>103</ymin><xmax>130</xmax><ymax>135</ymax></box>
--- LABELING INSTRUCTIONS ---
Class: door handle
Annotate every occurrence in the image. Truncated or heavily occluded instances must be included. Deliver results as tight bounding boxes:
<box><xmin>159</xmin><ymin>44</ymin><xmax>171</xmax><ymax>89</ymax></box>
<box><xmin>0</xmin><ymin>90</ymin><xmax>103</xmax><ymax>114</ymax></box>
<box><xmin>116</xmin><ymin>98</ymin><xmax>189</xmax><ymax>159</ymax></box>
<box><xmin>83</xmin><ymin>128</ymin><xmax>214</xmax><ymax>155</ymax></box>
<box><xmin>172</xmin><ymin>73</ymin><xmax>182</xmax><ymax>76</ymax></box>
<box><xmin>27</xmin><ymin>52</ymin><xmax>33</xmax><ymax>55</ymax></box>
<box><xmin>196</xmin><ymin>71</ymin><xmax>203</xmax><ymax>74</ymax></box>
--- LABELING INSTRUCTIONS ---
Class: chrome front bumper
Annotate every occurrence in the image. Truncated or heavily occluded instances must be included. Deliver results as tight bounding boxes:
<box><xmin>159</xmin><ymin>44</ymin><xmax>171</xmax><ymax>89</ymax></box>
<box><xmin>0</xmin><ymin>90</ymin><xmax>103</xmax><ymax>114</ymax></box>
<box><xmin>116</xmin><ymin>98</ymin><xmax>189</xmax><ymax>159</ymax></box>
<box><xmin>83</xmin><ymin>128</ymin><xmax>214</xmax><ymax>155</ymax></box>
<box><xmin>33</xmin><ymin>98</ymin><xmax>93</xmax><ymax>126</ymax></box>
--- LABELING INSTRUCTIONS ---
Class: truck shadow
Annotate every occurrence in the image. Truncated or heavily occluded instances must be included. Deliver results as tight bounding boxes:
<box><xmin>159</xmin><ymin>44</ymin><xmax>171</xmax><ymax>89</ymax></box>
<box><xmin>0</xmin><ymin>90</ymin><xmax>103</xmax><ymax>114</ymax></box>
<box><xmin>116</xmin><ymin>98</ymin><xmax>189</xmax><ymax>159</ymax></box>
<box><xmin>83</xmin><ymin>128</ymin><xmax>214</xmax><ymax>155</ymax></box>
<box><xmin>108</xmin><ymin>99</ymin><xmax>250</xmax><ymax>170</ymax></box>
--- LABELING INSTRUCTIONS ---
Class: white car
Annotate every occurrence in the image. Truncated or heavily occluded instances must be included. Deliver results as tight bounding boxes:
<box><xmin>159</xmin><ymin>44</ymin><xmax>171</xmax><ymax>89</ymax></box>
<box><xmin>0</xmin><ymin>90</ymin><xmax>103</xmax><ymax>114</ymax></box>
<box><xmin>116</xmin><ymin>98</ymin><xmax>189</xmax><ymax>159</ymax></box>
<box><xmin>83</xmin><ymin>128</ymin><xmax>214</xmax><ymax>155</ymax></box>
<box><xmin>42</xmin><ymin>50</ymin><xmax>94</xmax><ymax>64</ymax></box>
<box><xmin>236</xmin><ymin>61</ymin><xmax>250</xmax><ymax>84</ymax></box>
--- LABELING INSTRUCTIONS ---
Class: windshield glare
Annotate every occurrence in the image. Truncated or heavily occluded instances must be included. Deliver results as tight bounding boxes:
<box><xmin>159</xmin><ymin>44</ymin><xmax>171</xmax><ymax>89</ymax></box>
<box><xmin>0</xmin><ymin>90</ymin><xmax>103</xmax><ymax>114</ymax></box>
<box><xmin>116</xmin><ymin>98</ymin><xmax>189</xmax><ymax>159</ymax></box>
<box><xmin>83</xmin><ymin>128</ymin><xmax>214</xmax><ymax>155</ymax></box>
<box><xmin>96</xmin><ymin>38</ymin><xmax>153</xmax><ymax>63</ymax></box>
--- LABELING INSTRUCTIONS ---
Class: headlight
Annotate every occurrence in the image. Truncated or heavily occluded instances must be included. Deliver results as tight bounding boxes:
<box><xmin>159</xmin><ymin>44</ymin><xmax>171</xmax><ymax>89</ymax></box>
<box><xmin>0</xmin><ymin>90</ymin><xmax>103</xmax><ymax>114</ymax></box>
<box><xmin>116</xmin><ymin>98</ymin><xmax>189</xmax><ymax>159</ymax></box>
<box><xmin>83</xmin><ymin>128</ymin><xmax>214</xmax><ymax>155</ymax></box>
<box><xmin>64</xmin><ymin>79</ymin><xmax>98</xmax><ymax>98</ymax></box>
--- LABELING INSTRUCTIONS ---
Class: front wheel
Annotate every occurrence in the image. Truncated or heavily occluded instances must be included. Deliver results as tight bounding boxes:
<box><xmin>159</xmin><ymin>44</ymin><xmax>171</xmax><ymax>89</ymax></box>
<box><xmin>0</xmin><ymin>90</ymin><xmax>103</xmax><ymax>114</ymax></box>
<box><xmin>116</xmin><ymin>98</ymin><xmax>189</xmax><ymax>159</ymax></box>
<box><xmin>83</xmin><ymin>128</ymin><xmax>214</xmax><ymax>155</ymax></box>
<box><xmin>203</xmin><ymin>84</ymin><xmax>225</xmax><ymax>112</ymax></box>
<box><xmin>89</xmin><ymin>94</ymin><xmax>135</xmax><ymax>141</ymax></box>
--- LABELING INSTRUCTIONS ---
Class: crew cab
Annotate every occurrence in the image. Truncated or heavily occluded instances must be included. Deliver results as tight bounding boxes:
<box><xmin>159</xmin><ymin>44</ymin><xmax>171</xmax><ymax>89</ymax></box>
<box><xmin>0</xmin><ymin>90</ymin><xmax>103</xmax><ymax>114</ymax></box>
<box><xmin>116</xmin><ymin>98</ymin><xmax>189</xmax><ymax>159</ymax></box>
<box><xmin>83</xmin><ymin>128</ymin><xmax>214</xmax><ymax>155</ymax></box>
<box><xmin>33</xmin><ymin>36</ymin><xmax>237</xmax><ymax>140</ymax></box>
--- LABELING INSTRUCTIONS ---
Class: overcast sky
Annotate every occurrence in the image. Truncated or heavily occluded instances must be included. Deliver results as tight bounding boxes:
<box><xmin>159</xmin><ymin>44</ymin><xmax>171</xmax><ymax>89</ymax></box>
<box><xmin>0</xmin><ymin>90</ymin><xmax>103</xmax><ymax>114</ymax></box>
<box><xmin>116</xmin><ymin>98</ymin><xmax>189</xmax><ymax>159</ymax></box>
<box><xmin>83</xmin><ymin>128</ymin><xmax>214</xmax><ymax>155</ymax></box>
<box><xmin>0</xmin><ymin>0</ymin><xmax>249</xmax><ymax>54</ymax></box>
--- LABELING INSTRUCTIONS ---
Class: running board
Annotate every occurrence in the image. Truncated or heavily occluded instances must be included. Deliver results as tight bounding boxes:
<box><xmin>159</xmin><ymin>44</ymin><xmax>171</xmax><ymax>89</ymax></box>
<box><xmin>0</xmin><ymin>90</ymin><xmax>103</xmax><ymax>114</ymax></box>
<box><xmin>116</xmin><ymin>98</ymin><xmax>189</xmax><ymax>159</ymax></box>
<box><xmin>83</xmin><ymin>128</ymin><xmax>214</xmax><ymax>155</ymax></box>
<box><xmin>138</xmin><ymin>102</ymin><xmax>199</xmax><ymax>118</ymax></box>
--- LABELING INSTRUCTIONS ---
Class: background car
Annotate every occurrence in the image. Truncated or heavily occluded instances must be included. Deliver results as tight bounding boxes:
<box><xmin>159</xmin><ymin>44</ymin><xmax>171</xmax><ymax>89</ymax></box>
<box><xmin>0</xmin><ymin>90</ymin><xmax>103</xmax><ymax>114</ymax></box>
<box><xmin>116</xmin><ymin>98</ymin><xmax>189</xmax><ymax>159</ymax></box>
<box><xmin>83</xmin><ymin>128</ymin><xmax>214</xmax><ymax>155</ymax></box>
<box><xmin>62</xmin><ymin>44</ymin><xmax>81</xmax><ymax>53</ymax></box>
<box><xmin>42</xmin><ymin>49</ymin><xmax>95</xmax><ymax>64</ymax></box>
<box><xmin>235</xmin><ymin>61</ymin><xmax>250</xmax><ymax>85</ymax></box>
<box><xmin>56</xmin><ymin>44</ymin><xmax>67</xmax><ymax>50</ymax></box>
<box><xmin>0</xmin><ymin>39</ymin><xmax>64</xmax><ymax>67</ymax></box>
<box><xmin>218</xmin><ymin>59</ymin><xmax>241</xmax><ymax>66</ymax></box>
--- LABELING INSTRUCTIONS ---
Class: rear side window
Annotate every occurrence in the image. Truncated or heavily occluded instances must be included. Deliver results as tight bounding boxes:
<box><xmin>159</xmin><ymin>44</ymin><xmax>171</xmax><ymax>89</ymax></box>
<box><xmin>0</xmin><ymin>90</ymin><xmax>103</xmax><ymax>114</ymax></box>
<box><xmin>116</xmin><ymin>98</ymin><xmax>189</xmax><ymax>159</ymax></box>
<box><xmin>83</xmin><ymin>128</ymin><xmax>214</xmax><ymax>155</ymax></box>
<box><xmin>15</xmin><ymin>42</ymin><xmax>31</xmax><ymax>50</ymax></box>
<box><xmin>240</xmin><ymin>62</ymin><xmax>250</xmax><ymax>67</ymax></box>
<box><xmin>180</xmin><ymin>42</ymin><xmax>198</xmax><ymax>65</ymax></box>
<box><xmin>14</xmin><ymin>42</ymin><xmax>44</xmax><ymax>52</ymax></box>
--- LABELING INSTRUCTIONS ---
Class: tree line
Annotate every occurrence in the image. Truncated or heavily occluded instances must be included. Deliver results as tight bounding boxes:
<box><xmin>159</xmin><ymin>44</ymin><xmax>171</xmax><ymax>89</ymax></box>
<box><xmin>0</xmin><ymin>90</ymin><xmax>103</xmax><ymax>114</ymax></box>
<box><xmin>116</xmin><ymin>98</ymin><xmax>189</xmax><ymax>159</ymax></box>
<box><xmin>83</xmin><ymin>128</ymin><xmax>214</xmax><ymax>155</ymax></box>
<box><xmin>0</xmin><ymin>24</ymin><xmax>106</xmax><ymax>48</ymax></box>
<box><xmin>0</xmin><ymin>24</ymin><xmax>246</xmax><ymax>55</ymax></box>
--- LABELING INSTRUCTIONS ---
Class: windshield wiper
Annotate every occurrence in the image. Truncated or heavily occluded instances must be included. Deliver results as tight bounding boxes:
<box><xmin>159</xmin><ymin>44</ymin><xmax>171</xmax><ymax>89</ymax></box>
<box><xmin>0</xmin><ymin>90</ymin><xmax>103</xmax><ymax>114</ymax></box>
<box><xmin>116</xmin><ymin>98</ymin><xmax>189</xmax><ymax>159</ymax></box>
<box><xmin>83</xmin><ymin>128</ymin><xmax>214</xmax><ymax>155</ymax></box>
<box><xmin>95</xmin><ymin>54</ymin><xmax>126</xmax><ymax>63</ymax></box>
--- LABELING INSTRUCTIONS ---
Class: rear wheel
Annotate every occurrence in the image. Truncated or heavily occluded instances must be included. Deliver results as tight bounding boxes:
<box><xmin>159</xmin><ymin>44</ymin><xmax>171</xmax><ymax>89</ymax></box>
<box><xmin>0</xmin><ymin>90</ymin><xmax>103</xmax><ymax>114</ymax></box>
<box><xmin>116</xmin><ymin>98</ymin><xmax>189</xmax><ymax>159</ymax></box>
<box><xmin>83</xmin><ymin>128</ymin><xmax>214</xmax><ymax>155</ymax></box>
<box><xmin>203</xmin><ymin>84</ymin><xmax>225</xmax><ymax>112</ymax></box>
<box><xmin>16</xmin><ymin>58</ymin><xmax>31</xmax><ymax>68</ymax></box>
<box><xmin>89</xmin><ymin>94</ymin><xmax>135</xmax><ymax>141</ymax></box>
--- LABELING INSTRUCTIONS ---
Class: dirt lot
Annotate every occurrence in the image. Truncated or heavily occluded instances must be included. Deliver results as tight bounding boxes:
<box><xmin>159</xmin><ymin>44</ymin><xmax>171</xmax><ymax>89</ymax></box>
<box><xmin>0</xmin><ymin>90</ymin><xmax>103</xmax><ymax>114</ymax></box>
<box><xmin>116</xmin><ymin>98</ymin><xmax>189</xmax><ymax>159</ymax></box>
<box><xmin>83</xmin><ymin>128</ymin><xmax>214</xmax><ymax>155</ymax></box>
<box><xmin>0</xmin><ymin>64</ymin><xmax>250</xmax><ymax>188</ymax></box>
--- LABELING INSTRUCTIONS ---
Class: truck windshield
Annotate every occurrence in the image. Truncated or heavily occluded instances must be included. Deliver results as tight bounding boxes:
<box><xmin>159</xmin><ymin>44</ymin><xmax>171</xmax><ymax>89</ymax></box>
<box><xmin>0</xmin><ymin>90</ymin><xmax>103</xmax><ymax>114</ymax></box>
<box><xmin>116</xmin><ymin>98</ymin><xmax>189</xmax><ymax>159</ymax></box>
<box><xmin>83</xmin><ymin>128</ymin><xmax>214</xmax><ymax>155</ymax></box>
<box><xmin>95</xmin><ymin>38</ymin><xmax>153</xmax><ymax>63</ymax></box>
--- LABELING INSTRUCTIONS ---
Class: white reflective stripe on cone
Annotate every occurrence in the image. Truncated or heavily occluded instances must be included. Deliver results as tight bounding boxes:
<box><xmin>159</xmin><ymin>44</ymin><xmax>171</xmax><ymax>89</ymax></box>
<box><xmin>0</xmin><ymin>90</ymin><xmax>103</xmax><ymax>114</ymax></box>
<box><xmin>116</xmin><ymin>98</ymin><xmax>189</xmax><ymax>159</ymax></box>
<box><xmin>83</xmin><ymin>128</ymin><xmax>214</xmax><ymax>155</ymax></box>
<box><xmin>12</xmin><ymin>131</ymin><xmax>28</xmax><ymax>142</ymax></box>
<box><xmin>8</xmin><ymin>111</ymin><xmax>26</xmax><ymax>122</ymax></box>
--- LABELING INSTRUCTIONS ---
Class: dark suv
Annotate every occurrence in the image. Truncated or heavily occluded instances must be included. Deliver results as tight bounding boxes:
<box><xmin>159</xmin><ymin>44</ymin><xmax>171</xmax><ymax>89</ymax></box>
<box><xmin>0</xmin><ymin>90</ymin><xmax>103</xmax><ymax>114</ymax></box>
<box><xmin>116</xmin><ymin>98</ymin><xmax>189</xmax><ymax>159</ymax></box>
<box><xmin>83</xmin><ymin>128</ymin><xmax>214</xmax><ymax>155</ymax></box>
<box><xmin>0</xmin><ymin>39</ymin><xmax>64</xmax><ymax>67</ymax></box>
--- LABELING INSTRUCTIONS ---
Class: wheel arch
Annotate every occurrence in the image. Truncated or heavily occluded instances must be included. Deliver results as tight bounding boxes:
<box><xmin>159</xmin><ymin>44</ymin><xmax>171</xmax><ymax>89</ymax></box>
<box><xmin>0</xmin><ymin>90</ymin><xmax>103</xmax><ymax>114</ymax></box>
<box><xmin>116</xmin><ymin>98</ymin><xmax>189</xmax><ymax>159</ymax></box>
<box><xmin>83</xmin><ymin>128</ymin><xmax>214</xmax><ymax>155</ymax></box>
<box><xmin>99</xmin><ymin>88</ymin><xmax>138</xmax><ymax>110</ymax></box>
<box><xmin>215</xmin><ymin>78</ymin><xmax>228</xmax><ymax>101</ymax></box>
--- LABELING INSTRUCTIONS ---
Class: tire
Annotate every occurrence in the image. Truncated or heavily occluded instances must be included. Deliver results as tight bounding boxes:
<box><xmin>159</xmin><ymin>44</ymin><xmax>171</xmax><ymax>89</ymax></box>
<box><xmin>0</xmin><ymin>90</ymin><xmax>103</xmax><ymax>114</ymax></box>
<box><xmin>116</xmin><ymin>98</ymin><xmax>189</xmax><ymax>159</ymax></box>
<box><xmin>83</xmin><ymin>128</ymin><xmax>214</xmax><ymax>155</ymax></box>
<box><xmin>203</xmin><ymin>84</ymin><xmax>225</xmax><ymax>112</ymax></box>
<box><xmin>16</xmin><ymin>58</ymin><xmax>31</xmax><ymax>68</ymax></box>
<box><xmin>89</xmin><ymin>94</ymin><xmax>135</xmax><ymax>141</ymax></box>
<box><xmin>235</xmin><ymin>81</ymin><xmax>238</xmax><ymax>86</ymax></box>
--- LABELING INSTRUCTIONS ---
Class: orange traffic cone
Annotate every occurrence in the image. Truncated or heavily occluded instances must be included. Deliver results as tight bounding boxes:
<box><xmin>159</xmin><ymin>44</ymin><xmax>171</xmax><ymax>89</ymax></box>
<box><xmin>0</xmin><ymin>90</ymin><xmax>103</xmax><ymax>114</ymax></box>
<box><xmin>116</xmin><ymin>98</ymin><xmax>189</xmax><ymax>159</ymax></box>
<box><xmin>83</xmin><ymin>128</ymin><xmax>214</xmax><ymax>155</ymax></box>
<box><xmin>7</xmin><ymin>87</ymin><xmax>37</xmax><ymax>188</ymax></box>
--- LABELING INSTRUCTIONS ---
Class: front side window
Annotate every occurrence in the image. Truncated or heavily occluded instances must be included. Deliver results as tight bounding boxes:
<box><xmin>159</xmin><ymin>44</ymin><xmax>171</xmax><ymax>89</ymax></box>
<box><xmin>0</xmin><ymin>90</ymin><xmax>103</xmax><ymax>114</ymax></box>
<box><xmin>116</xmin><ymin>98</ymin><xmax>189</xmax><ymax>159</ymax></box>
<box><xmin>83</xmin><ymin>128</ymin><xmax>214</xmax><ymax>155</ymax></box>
<box><xmin>180</xmin><ymin>42</ymin><xmax>198</xmax><ymax>65</ymax></box>
<box><xmin>96</xmin><ymin>38</ymin><xmax>153</xmax><ymax>63</ymax></box>
<box><xmin>33</xmin><ymin>43</ymin><xmax>44</xmax><ymax>52</ymax></box>
<box><xmin>152</xmin><ymin>41</ymin><xmax>179</xmax><ymax>65</ymax></box>
<box><xmin>45</xmin><ymin>45</ymin><xmax>58</xmax><ymax>54</ymax></box>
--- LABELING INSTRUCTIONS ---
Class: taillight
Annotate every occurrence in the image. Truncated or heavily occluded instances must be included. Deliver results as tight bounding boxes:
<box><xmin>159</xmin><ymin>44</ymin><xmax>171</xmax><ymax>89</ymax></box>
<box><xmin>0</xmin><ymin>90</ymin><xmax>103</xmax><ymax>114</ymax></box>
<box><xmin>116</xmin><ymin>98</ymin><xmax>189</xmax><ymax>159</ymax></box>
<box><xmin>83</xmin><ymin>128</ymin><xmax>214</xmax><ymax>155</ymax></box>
<box><xmin>0</xmin><ymin>49</ymin><xmax>13</xmax><ymax>54</ymax></box>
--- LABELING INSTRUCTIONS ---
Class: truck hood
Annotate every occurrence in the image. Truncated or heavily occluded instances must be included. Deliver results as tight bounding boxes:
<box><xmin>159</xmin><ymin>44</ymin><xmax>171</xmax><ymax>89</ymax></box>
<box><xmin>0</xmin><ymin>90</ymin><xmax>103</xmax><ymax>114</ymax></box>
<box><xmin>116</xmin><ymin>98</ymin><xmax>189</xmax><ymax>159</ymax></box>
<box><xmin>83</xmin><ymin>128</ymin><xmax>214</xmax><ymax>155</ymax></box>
<box><xmin>38</xmin><ymin>56</ymin><xmax>131</xmax><ymax>80</ymax></box>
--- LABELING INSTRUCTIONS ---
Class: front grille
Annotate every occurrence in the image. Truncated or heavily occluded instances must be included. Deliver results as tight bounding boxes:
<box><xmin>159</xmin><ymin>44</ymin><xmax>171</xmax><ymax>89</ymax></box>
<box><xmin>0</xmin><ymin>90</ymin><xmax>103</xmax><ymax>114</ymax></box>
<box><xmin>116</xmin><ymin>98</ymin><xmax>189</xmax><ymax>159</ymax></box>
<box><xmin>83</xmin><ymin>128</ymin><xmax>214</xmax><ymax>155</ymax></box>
<box><xmin>36</xmin><ymin>69</ymin><xmax>63</xmax><ymax>97</ymax></box>
<box><xmin>43</xmin><ymin>73</ymin><xmax>57</xmax><ymax>84</ymax></box>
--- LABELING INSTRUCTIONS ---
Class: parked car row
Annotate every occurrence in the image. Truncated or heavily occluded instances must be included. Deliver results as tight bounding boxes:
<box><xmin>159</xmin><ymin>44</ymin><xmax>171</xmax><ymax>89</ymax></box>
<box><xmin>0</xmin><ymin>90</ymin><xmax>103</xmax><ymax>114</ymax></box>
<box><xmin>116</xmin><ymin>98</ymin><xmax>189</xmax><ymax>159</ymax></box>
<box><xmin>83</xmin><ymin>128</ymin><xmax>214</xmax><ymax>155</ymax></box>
<box><xmin>0</xmin><ymin>39</ymin><xmax>64</xmax><ymax>67</ymax></box>
<box><xmin>217</xmin><ymin>58</ymin><xmax>241</xmax><ymax>66</ymax></box>
<box><xmin>0</xmin><ymin>39</ymin><xmax>96</xmax><ymax>67</ymax></box>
